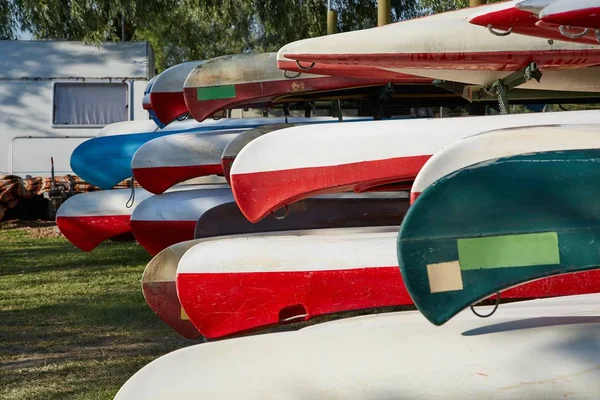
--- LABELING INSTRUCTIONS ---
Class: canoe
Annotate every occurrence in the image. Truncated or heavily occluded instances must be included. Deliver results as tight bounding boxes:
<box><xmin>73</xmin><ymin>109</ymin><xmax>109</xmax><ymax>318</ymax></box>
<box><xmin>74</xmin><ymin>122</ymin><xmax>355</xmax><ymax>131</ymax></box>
<box><xmin>398</xmin><ymin>148</ymin><xmax>600</xmax><ymax>326</ymax></box>
<box><xmin>411</xmin><ymin>124</ymin><xmax>600</xmax><ymax>203</ymax></box>
<box><xmin>230</xmin><ymin>110</ymin><xmax>600</xmax><ymax>222</ymax></box>
<box><xmin>115</xmin><ymin>294</ymin><xmax>600</xmax><ymax>400</ymax></box>
<box><xmin>130</xmin><ymin>185</ymin><xmax>233</xmax><ymax>256</ymax></box>
<box><xmin>469</xmin><ymin>1</ymin><xmax>600</xmax><ymax>46</ymax></box>
<box><xmin>95</xmin><ymin>120</ymin><xmax>158</xmax><ymax>138</ymax></box>
<box><xmin>150</xmin><ymin>61</ymin><xmax>201</xmax><ymax>127</ymax></box>
<box><xmin>277</xmin><ymin>2</ymin><xmax>600</xmax><ymax>91</ymax></box>
<box><xmin>221</xmin><ymin>124</ymin><xmax>290</xmax><ymax>183</ymax></box>
<box><xmin>179</xmin><ymin>213</ymin><xmax>600</xmax><ymax>339</ymax></box>
<box><xmin>177</xmin><ymin>228</ymin><xmax>409</xmax><ymax>339</ymax></box>
<box><xmin>540</xmin><ymin>0</ymin><xmax>600</xmax><ymax>30</ymax></box>
<box><xmin>71</xmin><ymin>117</ymin><xmax>313</xmax><ymax>190</ymax></box>
<box><xmin>195</xmin><ymin>193</ymin><xmax>408</xmax><ymax>240</ymax></box>
<box><xmin>141</xmin><ymin>194</ymin><xmax>408</xmax><ymax>337</ymax></box>
<box><xmin>142</xmin><ymin>240</ymin><xmax>203</xmax><ymax>339</ymax></box>
<box><xmin>56</xmin><ymin>187</ymin><xmax>153</xmax><ymax>251</ymax></box>
<box><xmin>132</xmin><ymin>130</ymin><xmax>242</xmax><ymax>194</ymax></box>
<box><xmin>142</xmin><ymin>75</ymin><xmax>159</xmax><ymax>122</ymax></box>
<box><xmin>182</xmin><ymin>53</ymin><xmax>429</xmax><ymax>122</ymax></box>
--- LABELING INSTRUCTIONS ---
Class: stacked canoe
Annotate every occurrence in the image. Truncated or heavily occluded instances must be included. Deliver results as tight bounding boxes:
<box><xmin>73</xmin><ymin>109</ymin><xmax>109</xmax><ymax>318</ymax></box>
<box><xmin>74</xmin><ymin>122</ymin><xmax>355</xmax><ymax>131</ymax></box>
<box><xmin>55</xmin><ymin>3</ymin><xmax>600</xmax><ymax>397</ymax></box>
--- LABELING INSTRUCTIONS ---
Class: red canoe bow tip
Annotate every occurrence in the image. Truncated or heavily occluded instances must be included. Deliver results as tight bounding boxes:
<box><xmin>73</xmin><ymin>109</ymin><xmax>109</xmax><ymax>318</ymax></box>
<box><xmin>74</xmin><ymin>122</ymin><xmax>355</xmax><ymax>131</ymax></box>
<box><xmin>469</xmin><ymin>7</ymin><xmax>538</xmax><ymax>28</ymax></box>
<box><xmin>133</xmin><ymin>164</ymin><xmax>224</xmax><ymax>195</ymax></box>
<box><xmin>149</xmin><ymin>92</ymin><xmax>189</xmax><ymax>126</ymax></box>
<box><xmin>131</xmin><ymin>220</ymin><xmax>197</xmax><ymax>256</ymax></box>
<box><xmin>409</xmin><ymin>192</ymin><xmax>421</xmax><ymax>205</ymax></box>
<box><xmin>56</xmin><ymin>215</ymin><xmax>132</xmax><ymax>252</ymax></box>
<box><xmin>176</xmin><ymin>267</ymin><xmax>408</xmax><ymax>339</ymax></box>
<box><xmin>540</xmin><ymin>8</ymin><xmax>600</xmax><ymax>30</ymax></box>
<box><xmin>142</xmin><ymin>280</ymin><xmax>201</xmax><ymax>339</ymax></box>
<box><xmin>231</xmin><ymin>155</ymin><xmax>431</xmax><ymax>223</ymax></box>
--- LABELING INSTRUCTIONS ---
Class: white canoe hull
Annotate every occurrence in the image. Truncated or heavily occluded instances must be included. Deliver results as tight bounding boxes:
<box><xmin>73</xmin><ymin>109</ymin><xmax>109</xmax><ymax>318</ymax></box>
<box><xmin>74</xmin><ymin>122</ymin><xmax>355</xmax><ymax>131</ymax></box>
<box><xmin>116</xmin><ymin>293</ymin><xmax>600</xmax><ymax>400</ymax></box>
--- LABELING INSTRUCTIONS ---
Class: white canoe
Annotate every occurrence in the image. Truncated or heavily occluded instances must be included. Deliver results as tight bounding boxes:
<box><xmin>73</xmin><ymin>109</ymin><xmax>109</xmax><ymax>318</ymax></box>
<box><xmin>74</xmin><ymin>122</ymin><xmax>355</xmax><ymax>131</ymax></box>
<box><xmin>411</xmin><ymin>124</ymin><xmax>600</xmax><ymax>203</ymax></box>
<box><xmin>177</xmin><ymin>228</ymin><xmax>408</xmax><ymax>339</ymax></box>
<box><xmin>230</xmin><ymin>110</ymin><xmax>600</xmax><ymax>222</ymax></box>
<box><xmin>130</xmin><ymin>185</ymin><xmax>233</xmax><ymax>255</ymax></box>
<box><xmin>540</xmin><ymin>0</ymin><xmax>600</xmax><ymax>30</ymax></box>
<box><xmin>131</xmin><ymin>129</ymin><xmax>243</xmax><ymax>194</ymax></box>
<box><xmin>149</xmin><ymin>61</ymin><xmax>201</xmax><ymax>126</ymax></box>
<box><xmin>56</xmin><ymin>187</ymin><xmax>154</xmax><ymax>251</ymax></box>
<box><xmin>277</xmin><ymin>2</ymin><xmax>600</xmax><ymax>91</ymax></box>
<box><xmin>115</xmin><ymin>293</ymin><xmax>600</xmax><ymax>400</ymax></box>
<box><xmin>95</xmin><ymin>120</ymin><xmax>159</xmax><ymax>137</ymax></box>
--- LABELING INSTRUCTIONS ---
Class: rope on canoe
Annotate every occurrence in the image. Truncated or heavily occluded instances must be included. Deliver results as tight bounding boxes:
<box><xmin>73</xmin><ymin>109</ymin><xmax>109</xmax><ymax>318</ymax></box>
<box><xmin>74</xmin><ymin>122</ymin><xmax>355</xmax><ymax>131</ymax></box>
<box><xmin>470</xmin><ymin>292</ymin><xmax>501</xmax><ymax>318</ymax></box>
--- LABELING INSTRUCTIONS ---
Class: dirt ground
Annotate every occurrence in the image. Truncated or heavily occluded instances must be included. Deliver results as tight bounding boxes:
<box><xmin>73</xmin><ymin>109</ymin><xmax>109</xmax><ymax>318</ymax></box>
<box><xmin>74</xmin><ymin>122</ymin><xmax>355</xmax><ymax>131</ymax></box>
<box><xmin>0</xmin><ymin>220</ymin><xmax>63</xmax><ymax>239</ymax></box>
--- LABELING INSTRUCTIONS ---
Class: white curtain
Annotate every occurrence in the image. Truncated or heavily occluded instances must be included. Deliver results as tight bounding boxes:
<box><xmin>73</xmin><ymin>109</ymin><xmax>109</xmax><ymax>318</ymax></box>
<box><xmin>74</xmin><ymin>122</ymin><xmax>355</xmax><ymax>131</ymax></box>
<box><xmin>54</xmin><ymin>83</ymin><xmax>128</xmax><ymax>126</ymax></box>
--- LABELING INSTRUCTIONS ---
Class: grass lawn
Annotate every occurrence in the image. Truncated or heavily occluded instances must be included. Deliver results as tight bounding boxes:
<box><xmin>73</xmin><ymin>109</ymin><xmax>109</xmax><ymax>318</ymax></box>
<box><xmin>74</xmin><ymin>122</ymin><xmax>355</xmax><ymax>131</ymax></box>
<box><xmin>0</xmin><ymin>222</ymin><xmax>193</xmax><ymax>399</ymax></box>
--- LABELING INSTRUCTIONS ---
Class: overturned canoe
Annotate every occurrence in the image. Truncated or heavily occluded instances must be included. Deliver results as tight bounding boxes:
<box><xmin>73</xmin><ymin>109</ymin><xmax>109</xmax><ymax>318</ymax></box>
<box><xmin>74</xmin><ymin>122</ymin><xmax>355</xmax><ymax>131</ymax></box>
<box><xmin>278</xmin><ymin>2</ymin><xmax>600</xmax><ymax>91</ymax></box>
<box><xmin>540</xmin><ymin>0</ymin><xmax>600</xmax><ymax>30</ymax></box>
<box><xmin>95</xmin><ymin>119</ymin><xmax>158</xmax><ymax>138</ymax></box>
<box><xmin>71</xmin><ymin>117</ymin><xmax>308</xmax><ymax>190</ymax></box>
<box><xmin>132</xmin><ymin>130</ymin><xmax>242</xmax><ymax>194</ymax></box>
<box><xmin>230</xmin><ymin>110</ymin><xmax>600</xmax><ymax>222</ymax></box>
<box><xmin>398</xmin><ymin>148</ymin><xmax>600</xmax><ymax>326</ymax></box>
<box><xmin>56</xmin><ymin>187</ymin><xmax>153</xmax><ymax>251</ymax></box>
<box><xmin>150</xmin><ymin>61</ymin><xmax>201</xmax><ymax>127</ymax></box>
<box><xmin>177</xmin><ymin>228</ymin><xmax>408</xmax><ymax>339</ymax></box>
<box><xmin>130</xmin><ymin>185</ymin><xmax>233</xmax><ymax>255</ymax></box>
<box><xmin>469</xmin><ymin>0</ymin><xmax>600</xmax><ymax>46</ymax></box>
<box><xmin>411</xmin><ymin>124</ymin><xmax>600</xmax><ymax>203</ymax></box>
<box><xmin>142</xmin><ymin>239</ymin><xmax>204</xmax><ymax>339</ymax></box>
<box><xmin>183</xmin><ymin>52</ymin><xmax>429</xmax><ymax>122</ymax></box>
<box><xmin>115</xmin><ymin>293</ymin><xmax>600</xmax><ymax>400</ymax></box>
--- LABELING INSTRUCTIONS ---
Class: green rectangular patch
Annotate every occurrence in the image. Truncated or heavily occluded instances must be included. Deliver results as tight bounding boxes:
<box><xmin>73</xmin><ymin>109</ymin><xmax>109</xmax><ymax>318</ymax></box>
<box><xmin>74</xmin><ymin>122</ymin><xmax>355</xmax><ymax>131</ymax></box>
<box><xmin>458</xmin><ymin>232</ymin><xmax>559</xmax><ymax>270</ymax></box>
<box><xmin>196</xmin><ymin>85</ymin><xmax>236</xmax><ymax>101</ymax></box>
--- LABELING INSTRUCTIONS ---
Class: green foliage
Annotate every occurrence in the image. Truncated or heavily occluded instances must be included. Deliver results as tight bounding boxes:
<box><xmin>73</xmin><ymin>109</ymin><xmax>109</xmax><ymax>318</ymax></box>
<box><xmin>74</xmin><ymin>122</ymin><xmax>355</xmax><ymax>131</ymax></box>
<box><xmin>419</xmin><ymin>0</ymin><xmax>503</xmax><ymax>14</ymax></box>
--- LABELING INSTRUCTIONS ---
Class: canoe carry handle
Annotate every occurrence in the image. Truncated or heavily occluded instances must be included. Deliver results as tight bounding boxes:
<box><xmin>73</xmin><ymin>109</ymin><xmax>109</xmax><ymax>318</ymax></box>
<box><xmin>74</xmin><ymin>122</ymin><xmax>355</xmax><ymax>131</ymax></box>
<box><xmin>126</xmin><ymin>178</ymin><xmax>136</xmax><ymax>209</ymax></box>
<box><xmin>559</xmin><ymin>25</ymin><xmax>589</xmax><ymax>39</ymax></box>
<box><xmin>487</xmin><ymin>25</ymin><xmax>512</xmax><ymax>37</ymax></box>
<box><xmin>283</xmin><ymin>70</ymin><xmax>302</xmax><ymax>79</ymax></box>
<box><xmin>279</xmin><ymin>304</ymin><xmax>308</xmax><ymax>324</ymax></box>
<box><xmin>271</xmin><ymin>204</ymin><xmax>289</xmax><ymax>220</ymax></box>
<box><xmin>295</xmin><ymin>60</ymin><xmax>316</xmax><ymax>71</ymax></box>
<box><xmin>470</xmin><ymin>292</ymin><xmax>501</xmax><ymax>319</ymax></box>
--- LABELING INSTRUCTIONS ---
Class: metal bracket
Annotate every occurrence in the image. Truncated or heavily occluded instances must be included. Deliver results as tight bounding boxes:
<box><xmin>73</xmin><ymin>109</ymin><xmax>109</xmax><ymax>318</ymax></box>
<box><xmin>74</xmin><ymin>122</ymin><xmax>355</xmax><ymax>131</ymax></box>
<box><xmin>433</xmin><ymin>80</ymin><xmax>474</xmax><ymax>102</ymax></box>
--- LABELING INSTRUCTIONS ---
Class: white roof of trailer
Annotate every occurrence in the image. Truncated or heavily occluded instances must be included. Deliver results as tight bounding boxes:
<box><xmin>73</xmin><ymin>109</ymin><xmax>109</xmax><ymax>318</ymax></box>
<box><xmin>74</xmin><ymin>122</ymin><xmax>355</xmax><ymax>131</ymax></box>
<box><xmin>0</xmin><ymin>40</ymin><xmax>151</xmax><ymax>80</ymax></box>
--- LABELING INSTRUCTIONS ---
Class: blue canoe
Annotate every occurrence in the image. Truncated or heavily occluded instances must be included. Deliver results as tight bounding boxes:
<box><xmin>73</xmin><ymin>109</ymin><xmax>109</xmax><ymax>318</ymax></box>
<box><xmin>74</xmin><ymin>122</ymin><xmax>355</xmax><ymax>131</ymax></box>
<box><xmin>71</xmin><ymin>117</ymin><xmax>369</xmax><ymax>189</ymax></box>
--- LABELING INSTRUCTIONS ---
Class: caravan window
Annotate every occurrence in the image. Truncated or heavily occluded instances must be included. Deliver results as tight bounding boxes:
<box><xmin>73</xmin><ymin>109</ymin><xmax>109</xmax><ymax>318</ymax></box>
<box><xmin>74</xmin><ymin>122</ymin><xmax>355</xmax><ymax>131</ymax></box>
<box><xmin>53</xmin><ymin>82</ymin><xmax>128</xmax><ymax>127</ymax></box>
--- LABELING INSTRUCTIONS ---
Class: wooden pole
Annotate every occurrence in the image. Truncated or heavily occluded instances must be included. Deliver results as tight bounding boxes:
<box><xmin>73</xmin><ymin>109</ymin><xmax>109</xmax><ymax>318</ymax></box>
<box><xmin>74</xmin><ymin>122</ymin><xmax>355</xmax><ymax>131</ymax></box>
<box><xmin>469</xmin><ymin>0</ymin><xmax>485</xmax><ymax>7</ymax></box>
<box><xmin>378</xmin><ymin>0</ymin><xmax>391</xmax><ymax>27</ymax></box>
<box><xmin>327</xmin><ymin>10</ymin><xmax>338</xmax><ymax>35</ymax></box>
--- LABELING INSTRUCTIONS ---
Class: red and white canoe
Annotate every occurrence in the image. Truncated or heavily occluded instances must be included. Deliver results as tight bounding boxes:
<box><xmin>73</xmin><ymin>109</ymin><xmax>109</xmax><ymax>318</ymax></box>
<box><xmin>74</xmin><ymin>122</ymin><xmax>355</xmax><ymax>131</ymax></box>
<box><xmin>142</xmin><ymin>239</ymin><xmax>203</xmax><ymax>339</ymax></box>
<box><xmin>183</xmin><ymin>53</ymin><xmax>429</xmax><ymax>122</ymax></box>
<box><xmin>411</xmin><ymin>124</ymin><xmax>600</xmax><ymax>203</ymax></box>
<box><xmin>277</xmin><ymin>2</ymin><xmax>600</xmax><ymax>91</ymax></box>
<box><xmin>149</xmin><ymin>61</ymin><xmax>200</xmax><ymax>126</ymax></box>
<box><xmin>144</xmin><ymin>194</ymin><xmax>409</xmax><ymax>338</ymax></box>
<box><xmin>469</xmin><ymin>1</ymin><xmax>600</xmax><ymax>46</ymax></box>
<box><xmin>130</xmin><ymin>185</ymin><xmax>233</xmax><ymax>256</ymax></box>
<box><xmin>177</xmin><ymin>227</ymin><xmax>409</xmax><ymax>338</ymax></box>
<box><xmin>115</xmin><ymin>294</ymin><xmax>600</xmax><ymax>400</ymax></box>
<box><xmin>177</xmin><ymin>224</ymin><xmax>600</xmax><ymax>339</ymax></box>
<box><xmin>540</xmin><ymin>0</ymin><xmax>600</xmax><ymax>30</ymax></box>
<box><xmin>230</xmin><ymin>110</ymin><xmax>600</xmax><ymax>222</ymax></box>
<box><xmin>131</xmin><ymin>130</ymin><xmax>243</xmax><ymax>194</ymax></box>
<box><xmin>56</xmin><ymin>188</ymin><xmax>153</xmax><ymax>251</ymax></box>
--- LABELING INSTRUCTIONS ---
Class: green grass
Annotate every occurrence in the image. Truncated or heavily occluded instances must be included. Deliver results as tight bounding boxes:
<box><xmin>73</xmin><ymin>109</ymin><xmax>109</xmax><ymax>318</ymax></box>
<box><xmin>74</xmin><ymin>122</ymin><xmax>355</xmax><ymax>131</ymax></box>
<box><xmin>0</xmin><ymin>224</ymin><xmax>192</xmax><ymax>399</ymax></box>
